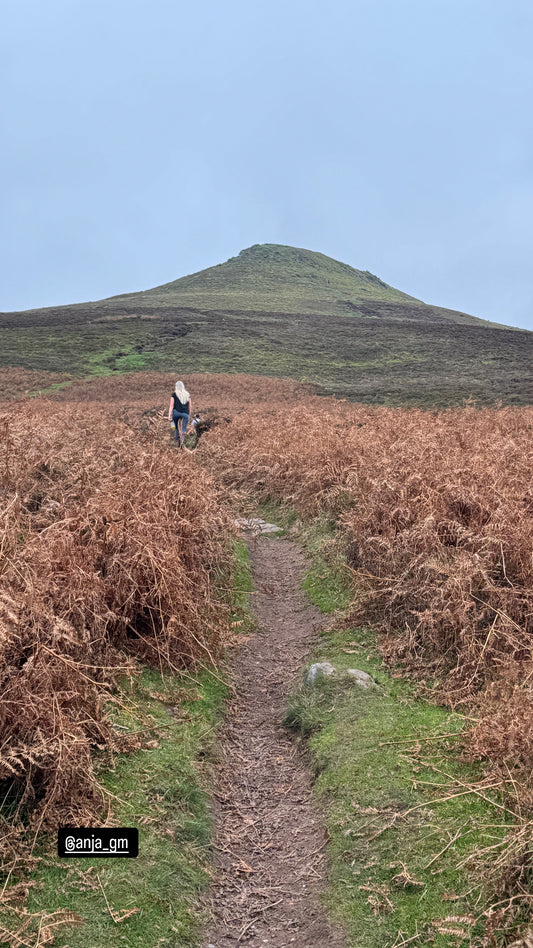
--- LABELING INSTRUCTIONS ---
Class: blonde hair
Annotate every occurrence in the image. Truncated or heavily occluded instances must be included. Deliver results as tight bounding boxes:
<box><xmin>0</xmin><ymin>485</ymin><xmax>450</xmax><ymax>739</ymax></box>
<box><xmin>174</xmin><ymin>381</ymin><xmax>190</xmax><ymax>403</ymax></box>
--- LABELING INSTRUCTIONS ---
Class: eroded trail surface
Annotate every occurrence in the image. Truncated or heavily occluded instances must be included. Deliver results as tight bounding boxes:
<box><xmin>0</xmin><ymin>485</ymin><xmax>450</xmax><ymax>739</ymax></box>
<box><xmin>203</xmin><ymin>536</ymin><xmax>346</xmax><ymax>948</ymax></box>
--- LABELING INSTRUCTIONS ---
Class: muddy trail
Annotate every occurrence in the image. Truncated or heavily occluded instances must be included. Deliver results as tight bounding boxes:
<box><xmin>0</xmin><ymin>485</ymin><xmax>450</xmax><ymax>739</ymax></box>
<box><xmin>203</xmin><ymin>533</ymin><xmax>347</xmax><ymax>948</ymax></box>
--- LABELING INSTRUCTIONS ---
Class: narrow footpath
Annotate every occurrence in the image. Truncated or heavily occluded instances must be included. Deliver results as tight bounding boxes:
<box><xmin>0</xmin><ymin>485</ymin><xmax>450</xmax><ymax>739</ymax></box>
<box><xmin>203</xmin><ymin>534</ymin><xmax>347</xmax><ymax>948</ymax></box>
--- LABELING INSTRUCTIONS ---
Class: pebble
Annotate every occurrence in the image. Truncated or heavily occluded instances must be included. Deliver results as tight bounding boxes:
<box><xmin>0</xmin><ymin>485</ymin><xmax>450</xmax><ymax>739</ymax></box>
<box><xmin>234</xmin><ymin>517</ymin><xmax>282</xmax><ymax>534</ymax></box>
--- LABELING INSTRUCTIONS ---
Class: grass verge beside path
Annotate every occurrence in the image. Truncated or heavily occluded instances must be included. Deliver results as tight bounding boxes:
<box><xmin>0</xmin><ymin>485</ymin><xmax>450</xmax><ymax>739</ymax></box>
<box><xmin>286</xmin><ymin>627</ymin><xmax>508</xmax><ymax>948</ymax></box>
<box><xmin>258</xmin><ymin>505</ymin><xmax>513</xmax><ymax>947</ymax></box>
<box><xmin>19</xmin><ymin>668</ymin><xmax>229</xmax><ymax>948</ymax></box>
<box><xmin>0</xmin><ymin>541</ymin><xmax>254</xmax><ymax>948</ymax></box>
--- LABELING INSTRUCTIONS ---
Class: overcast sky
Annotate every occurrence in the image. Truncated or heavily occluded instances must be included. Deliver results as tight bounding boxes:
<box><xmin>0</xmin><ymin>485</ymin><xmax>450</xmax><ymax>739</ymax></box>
<box><xmin>2</xmin><ymin>0</ymin><xmax>533</xmax><ymax>330</ymax></box>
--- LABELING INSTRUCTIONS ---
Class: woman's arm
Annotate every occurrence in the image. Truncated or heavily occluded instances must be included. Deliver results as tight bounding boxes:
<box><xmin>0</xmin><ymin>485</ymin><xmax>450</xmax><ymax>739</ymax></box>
<box><xmin>168</xmin><ymin>397</ymin><xmax>173</xmax><ymax>420</ymax></box>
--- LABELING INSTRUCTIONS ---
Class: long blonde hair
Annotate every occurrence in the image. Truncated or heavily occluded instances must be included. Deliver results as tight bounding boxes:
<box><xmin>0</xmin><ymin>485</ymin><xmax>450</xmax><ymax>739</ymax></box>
<box><xmin>174</xmin><ymin>381</ymin><xmax>190</xmax><ymax>403</ymax></box>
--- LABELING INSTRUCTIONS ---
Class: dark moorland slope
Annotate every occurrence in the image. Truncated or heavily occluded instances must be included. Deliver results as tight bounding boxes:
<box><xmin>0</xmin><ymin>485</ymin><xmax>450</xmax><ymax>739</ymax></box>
<box><xmin>1</xmin><ymin>243</ymin><xmax>532</xmax><ymax>406</ymax></box>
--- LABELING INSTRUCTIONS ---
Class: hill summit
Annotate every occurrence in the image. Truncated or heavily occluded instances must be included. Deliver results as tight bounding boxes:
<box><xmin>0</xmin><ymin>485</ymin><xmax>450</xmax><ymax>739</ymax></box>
<box><xmin>110</xmin><ymin>243</ymin><xmax>421</xmax><ymax>316</ymax></box>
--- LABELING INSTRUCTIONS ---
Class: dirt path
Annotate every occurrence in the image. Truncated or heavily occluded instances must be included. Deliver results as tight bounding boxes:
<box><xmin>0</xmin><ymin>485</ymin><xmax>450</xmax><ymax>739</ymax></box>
<box><xmin>202</xmin><ymin>535</ymin><xmax>347</xmax><ymax>948</ymax></box>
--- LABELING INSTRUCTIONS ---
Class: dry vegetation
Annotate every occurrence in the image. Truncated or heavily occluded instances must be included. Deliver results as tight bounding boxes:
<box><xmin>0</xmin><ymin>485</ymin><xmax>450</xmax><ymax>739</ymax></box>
<box><xmin>45</xmin><ymin>370</ymin><xmax>313</xmax><ymax>411</ymax></box>
<box><xmin>202</xmin><ymin>399</ymin><xmax>533</xmax><ymax>772</ymax></box>
<box><xmin>0</xmin><ymin>368</ymin><xmax>72</xmax><ymax>402</ymax></box>
<box><xmin>0</xmin><ymin>395</ymin><xmax>233</xmax><ymax>870</ymax></box>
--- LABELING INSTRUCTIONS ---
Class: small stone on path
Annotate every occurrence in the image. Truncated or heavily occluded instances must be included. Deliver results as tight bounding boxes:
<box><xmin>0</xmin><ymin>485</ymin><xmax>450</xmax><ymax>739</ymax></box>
<box><xmin>234</xmin><ymin>517</ymin><xmax>282</xmax><ymax>534</ymax></box>
<box><xmin>304</xmin><ymin>663</ymin><xmax>377</xmax><ymax>689</ymax></box>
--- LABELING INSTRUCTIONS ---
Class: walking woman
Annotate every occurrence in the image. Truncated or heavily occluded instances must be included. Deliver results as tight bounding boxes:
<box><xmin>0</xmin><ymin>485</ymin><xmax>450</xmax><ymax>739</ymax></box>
<box><xmin>168</xmin><ymin>380</ymin><xmax>191</xmax><ymax>446</ymax></box>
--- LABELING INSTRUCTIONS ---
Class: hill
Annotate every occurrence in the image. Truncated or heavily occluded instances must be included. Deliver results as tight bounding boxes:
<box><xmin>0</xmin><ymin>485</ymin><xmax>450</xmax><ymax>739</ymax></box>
<box><xmin>1</xmin><ymin>243</ymin><xmax>532</xmax><ymax>406</ymax></box>
<box><xmin>111</xmin><ymin>243</ymin><xmax>422</xmax><ymax>314</ymax></box>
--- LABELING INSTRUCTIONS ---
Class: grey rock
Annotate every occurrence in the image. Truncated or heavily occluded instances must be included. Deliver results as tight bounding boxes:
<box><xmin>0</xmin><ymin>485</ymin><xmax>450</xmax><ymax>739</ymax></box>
<box><xmin>257</xmin><ymin>522</ymin><xmax>283</xmax><ymax>534</ymax></box>
<box><xmin>305</xmin><ymin>661</ymin><xmax>336</xmax><ymax>685</ymax></box>
<box><xmin>234</xmin><ymin>517</ymin><xmax>282</xmax><ymax>534</ymax></box>
<box><xmin>346</xmin><ymin>668</ymin><xmax>376</xmax><ymax>689</ymax></box>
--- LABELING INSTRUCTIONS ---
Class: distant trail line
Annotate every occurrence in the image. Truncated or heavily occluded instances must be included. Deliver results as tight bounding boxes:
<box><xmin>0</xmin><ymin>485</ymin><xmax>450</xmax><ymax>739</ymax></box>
<box><xmin>202</xmin><ymin>535</ymin><xmax>346</xmax><ymax>948</ymax></box>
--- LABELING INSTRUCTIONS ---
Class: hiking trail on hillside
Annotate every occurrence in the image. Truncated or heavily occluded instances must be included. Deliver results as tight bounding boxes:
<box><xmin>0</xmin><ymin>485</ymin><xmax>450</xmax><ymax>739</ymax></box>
<box><xmin>202</xmin><ymin>532</ymin><xmax>347</xmax><ymax>948</ymax></box>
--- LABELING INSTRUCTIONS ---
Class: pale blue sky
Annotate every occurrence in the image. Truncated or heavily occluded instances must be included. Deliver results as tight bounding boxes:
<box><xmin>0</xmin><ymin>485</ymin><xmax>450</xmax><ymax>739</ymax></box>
<box><xmin>2</xmin><ymin>0</ymin><xmax>533</xmax><ymax>329</ymax></box>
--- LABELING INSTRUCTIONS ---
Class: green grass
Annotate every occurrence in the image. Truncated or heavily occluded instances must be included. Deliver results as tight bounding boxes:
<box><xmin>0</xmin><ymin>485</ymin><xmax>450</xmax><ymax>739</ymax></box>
<box><xmin>87</xmin><ymin>344</ymin><xmax>149</xmax><ymax>376</ymax></box>
<box><xmin>299</xmin><ymin>520</ymin><xmax>353</xmax><ymax>614</ymax></box>
<box><xmin>228</xmin><ymin>538</ymin><xmax>255</xmax><ymax>636</ymax></box>
<box><xmin>27</xmin><ymin>379</ymin><xmax>75</xmax><ymax>397</ymax></box>
<box><xmin>0</xmin><ymin>320</ymin><xmax>157</xmax><ymax>375</ymax></box>
<box><xmin>282</xmin><ymin>520</ymin><xmax>512</xmax><ymax>948</ymax></box>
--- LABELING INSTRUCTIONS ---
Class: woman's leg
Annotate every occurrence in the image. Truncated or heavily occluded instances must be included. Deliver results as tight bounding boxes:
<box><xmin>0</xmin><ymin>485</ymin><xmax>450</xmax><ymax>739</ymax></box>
<box><xmin>172</xmin><ymin>409</ymin><xmax>183</xmax><ymax>443</ymax></box>
<box><xmin>180</xmin><ymin>414</ymin><xmax>189</xmax><ymax>442</ymax></box>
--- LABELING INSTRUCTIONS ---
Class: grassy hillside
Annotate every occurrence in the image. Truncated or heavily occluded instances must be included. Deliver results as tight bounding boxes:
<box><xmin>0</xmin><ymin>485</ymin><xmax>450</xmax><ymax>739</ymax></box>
<box><xmin>110</xmin><ymin>243</ymin><xmax>422</xmax><ymax>314</ymax></box>
<box><xmin>1</xmin><ymin>244</ymin><xmax>532</xmax><ymax>406</ymax></box>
